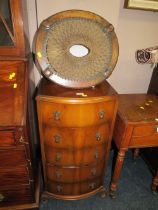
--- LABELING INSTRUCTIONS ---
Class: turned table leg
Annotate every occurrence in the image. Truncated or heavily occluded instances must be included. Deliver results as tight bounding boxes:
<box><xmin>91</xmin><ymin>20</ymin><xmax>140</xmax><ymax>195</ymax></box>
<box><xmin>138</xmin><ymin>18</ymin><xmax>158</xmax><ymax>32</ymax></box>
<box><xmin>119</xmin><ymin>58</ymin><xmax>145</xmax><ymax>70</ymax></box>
<box><xmin>151</xmin><ymin>171</ymin><xmax>158</xmax><ymax>195</ymax></box>
<box><xmin>110</xmin><ymin>149</ymin><xmax>126</xmax><ymax>198</ymax></box>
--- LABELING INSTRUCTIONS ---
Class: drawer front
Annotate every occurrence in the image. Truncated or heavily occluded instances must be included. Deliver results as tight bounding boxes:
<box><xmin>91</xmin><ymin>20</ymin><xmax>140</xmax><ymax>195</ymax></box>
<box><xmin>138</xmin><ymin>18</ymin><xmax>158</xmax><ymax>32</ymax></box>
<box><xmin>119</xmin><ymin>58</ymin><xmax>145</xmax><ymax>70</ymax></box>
<box><xmin>0</xmin><ymin>166</ymin><xmax>29</xmax><ymax>186</ymax></box>
<box><xmin>45</xmin><ymin>144</ymin><xmax>107</xmax><ymax>166</ymax></box>
<box><xmin>46</xmin><ymin>161</ymin><xmax>104</xmax><ymax>183</ymax></box>
<box><xmin>0</xmin><ymin>130</ymin><xmax>15</xmax><ymax>146</ymax></box>
<box><xmin>44</xmin><ymin>123</ymin><xmax>110</xmax><ymax>149</ymax></box>
<box><xmin>132</xmin><ymin>124</ymin><xmax>158</xmax><ymax>137</ymax></box>
<box><xmin>130</xmin><ymin>124</ymin><xmax>158</xmax><ymax>147</ymax></box>
<box><xmin>0</xmin><ymin>147</ymin><xmax>27</xmax><ymax>167</ymax></box>
<box><xmin>47</xmin><ymin>178</ymin><xmax>102</xmax><ymax>196</ymax></box>
<box><xmin>40</xmin><ymin>100</ymin><xmax>115</xmax><ymax>127</ymax></box>
<box><xmin>0</xmin><ymin>185</ymin><xmax>33</xmax><ymax>207</ymax></box>
<box><xmin>130</xmin><ymin>135</ymin><xmax>158</xmax><ymax>147</ymax></box>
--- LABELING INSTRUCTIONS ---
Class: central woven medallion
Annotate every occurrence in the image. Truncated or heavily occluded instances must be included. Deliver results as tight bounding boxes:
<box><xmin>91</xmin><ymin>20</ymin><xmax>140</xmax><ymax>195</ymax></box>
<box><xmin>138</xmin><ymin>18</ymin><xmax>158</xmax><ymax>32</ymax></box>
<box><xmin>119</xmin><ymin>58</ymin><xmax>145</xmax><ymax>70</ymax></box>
<box><xmin>35</xmin><ymin>10</ymin><xmax>119</xmax><ymax>88</ymax></box>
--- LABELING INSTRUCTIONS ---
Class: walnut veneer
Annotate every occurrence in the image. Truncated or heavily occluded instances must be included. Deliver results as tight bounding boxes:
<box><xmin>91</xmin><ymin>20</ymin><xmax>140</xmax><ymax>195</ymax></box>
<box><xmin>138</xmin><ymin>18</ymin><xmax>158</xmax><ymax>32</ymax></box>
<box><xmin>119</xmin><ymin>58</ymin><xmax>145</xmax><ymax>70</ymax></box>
<box><xmin>36</xmin><ymin>78</ymin><xmax>118</xmax><ymax>200</ymax></box>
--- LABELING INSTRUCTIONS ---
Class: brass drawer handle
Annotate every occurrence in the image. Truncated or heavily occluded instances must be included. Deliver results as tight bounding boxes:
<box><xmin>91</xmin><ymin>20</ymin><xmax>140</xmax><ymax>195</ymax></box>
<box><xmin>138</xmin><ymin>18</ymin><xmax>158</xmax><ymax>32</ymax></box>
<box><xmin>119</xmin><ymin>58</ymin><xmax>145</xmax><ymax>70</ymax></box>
<box><xmin>0</xmin><ymin>194</ymin><xmax>4</xmax><ymax>202</ymax></box>
<box><xmin>89</xmin><ymin>182</ymin><xmax>96</xmax><ymax>190</ymax></box>
<box><xmin>94</xmin><ymin>150</ymin><xmax>99</xmax><ymax>159</ymax></box>
<box><xmin>91</xmin><ymin>168</ymin><xmax>96</xmax><ymax>176</ymax></box>
<box><xmin>54</xmin><ymin>134</ymin><xmax>61</xmax><ymax>143</ymax></box>
<box><xmin>96</xmin><ymin>133</ymin><xmax>101</xmax><ymax>141</ymax></box>
<box><xmin>56</xmin><ymin>153</ymin><xmax>61</xmax><ymax>161</ymax></box>
<box><xmin>155</xmin><ymin>126</ymin><xmax>158</xmax><ymax>133</ymax></box>
<box><xmin>57</xmin><ymin>185</ymin><xmax>63</xmax><ymax>192</ymax></box>
<box><xmin>54</xmin><ymin>111</ymin><xmax>61</xmax><ymax>120</ymax></box>
<box><xmin>99</xmin><ymin>110</ymin><xmax>105</xmax><ymax>119</ymax></box>
<box><xmin>56</xmin><ymin>171</ymin><xmax>62</xmax><ymax>179</ymax></box>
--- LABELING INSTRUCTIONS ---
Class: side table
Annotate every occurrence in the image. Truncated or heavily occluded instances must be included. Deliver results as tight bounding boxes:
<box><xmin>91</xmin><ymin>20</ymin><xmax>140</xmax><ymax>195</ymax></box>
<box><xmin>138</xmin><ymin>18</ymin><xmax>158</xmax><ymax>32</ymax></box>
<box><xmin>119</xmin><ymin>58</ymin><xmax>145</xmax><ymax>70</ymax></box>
<box><xmin>110</xmin><ymin>94</ymin><xmax>158</xmax><ymax>198</ymax></box>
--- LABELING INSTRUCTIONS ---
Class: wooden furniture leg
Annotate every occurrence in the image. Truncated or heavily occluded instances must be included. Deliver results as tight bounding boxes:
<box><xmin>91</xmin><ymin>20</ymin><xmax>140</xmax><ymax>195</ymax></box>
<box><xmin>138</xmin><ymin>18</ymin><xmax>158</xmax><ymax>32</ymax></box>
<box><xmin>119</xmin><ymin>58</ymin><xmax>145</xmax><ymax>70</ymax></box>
<box><xmin>110</xmin><ymin>149</ymin><xmax>126</xmax><ymax>198</ymax></box>
<box><xmin>151</xmin><ymin>171</ymin><xmax>158</xmax><ymax>195</ymax></box>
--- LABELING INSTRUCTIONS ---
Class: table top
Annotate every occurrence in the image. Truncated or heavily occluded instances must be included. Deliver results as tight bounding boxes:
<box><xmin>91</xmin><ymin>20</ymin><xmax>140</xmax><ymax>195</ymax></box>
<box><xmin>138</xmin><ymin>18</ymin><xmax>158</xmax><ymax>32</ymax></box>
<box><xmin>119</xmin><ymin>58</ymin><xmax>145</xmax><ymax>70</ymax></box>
<box><xmin>118</xmin><ymin>94</ymin><xmax>158</xmax><ymax>123</ymax></box>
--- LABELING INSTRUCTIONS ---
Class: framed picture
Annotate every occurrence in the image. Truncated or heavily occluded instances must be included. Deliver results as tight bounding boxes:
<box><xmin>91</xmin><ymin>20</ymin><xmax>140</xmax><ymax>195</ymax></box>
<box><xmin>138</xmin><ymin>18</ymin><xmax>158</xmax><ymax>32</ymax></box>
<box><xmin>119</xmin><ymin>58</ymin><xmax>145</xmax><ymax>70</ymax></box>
<box><xmin>124</xmin><ymin>0</ymin><xmax>158</xmax><ymax>11</ymax></box>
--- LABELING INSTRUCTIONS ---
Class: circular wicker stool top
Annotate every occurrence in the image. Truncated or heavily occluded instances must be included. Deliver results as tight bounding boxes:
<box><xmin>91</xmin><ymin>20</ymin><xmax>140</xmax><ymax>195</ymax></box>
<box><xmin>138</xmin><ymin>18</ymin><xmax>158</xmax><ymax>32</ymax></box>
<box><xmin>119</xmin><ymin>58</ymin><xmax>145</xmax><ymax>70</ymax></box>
<box><xmin>35</xmin><ymin>10</ymin><xmax>119</xmax><ymax>88</ymax></box>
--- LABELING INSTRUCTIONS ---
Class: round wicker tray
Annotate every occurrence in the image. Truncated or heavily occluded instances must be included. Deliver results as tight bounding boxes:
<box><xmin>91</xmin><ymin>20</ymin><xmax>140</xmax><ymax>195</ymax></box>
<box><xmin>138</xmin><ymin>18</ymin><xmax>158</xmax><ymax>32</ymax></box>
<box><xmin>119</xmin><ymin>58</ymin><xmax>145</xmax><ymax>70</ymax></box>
<box><xmin>35</xmin><ymin>10</ymin><xmax>119</xmax><ymax>88</ymax></box>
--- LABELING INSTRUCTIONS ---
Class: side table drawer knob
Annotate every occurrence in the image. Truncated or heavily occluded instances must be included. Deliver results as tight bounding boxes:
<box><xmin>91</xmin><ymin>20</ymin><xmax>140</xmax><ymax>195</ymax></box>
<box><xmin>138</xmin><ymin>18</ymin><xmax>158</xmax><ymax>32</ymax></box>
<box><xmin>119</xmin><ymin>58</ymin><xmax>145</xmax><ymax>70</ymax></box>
<box><xmin>0</xmin><ymin>194</ymin><xmax>4</xmax><ymax>202</ymax></box>
<box><xmin>155</xmin><ymin>126</ymin><xmax>158</xmax><ymax>133</ymax></box>
<box><xmin>99</xmin><ymin>110</ymin><xmax>105</xmax><ymax>119</ymax></box>
<box><xmin>54</xmin><ymin>134</ymin><xmax>61</xmax><ymax>143</ymax></box>
<box><xmin>54</xmin><ymin>111</ymin><xmax>61</xmax><ymax>120</ymax></box>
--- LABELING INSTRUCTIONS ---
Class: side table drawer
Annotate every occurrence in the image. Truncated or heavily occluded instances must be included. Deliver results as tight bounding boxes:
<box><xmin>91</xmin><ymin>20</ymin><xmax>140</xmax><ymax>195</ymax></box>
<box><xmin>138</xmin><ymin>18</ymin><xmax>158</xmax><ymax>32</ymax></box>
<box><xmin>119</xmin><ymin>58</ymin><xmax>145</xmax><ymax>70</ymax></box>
<box><xmin>44</xmin><ymin>123</ymin><xmax>110</xmax><ymax>149</ymax></box>
<box><xmin>47</xmin><ymin>178</ymin><xmax>102</xmax><ymax>195</ymax></box>
<box><xmin>132</xmin><ymin>124</ymin><xmax>158</xmax><ymax>137</ymax></box>
<box><xmin>40</xmin><ymin>100</ymin><xmax>115</xmax><ymax>127</ymax></box>
<box><xmin>45</xmin><ymin>144</ymin><xmax>107</xmax><ymax>166</ymax></box>
<box><xmin>46</xmin><ymin>161</ymin><xmax>104</xmax><ymax>183</ymax></box>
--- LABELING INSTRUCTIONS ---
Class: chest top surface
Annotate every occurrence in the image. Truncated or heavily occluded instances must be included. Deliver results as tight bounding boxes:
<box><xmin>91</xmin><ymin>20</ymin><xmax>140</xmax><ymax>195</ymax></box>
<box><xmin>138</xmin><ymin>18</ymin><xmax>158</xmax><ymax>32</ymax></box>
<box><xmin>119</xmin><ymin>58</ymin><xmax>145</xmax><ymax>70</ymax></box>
<box><xmin>0</xmin><ymin>61</ymin><xmax>27</xmax><ymax>127</ymax></box>
<box><xmin>118</xmin><ymin>94</ymin><xmax>158</xmax><ymax>123</ymax></box>
<box><xmin>37</xmin><ymin>78</ymin><xmax>117</xmax><ymax>101</ymax></box>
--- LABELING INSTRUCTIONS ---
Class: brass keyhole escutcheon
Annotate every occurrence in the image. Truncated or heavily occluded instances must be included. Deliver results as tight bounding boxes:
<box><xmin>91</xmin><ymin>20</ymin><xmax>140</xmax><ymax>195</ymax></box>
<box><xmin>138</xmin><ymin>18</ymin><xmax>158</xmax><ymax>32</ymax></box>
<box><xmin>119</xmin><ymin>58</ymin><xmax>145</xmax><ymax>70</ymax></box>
<box><xmin>54</xmin><ymin>111</ymin><xmax>61</xmax><ymax>120</ymax></box>
<box><xmin>54</xmin><ymin>134</ymin><xmax>61</xmax><ymax>143</ymax></box>
<box><xmin>99</xmin><ymin>110</ymin><xmax>105</xmax><ymax>119</ymax></box>
<box><xmin>56</xmin><ymin>153</ymin><xmax>61</xmax><ymax>161</ymax></box>
<box><xmin>96</xmin><ymin>133</ymin><xmax>101</xmax><ymax>141</ymax></box>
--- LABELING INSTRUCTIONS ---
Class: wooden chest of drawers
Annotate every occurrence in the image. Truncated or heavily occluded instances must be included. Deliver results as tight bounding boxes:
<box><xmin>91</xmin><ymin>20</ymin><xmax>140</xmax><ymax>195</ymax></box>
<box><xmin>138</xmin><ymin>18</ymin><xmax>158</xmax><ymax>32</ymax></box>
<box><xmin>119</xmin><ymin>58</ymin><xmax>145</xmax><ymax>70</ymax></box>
<box><xmin>36</xmin><ymin>78</ymin><xmax>118</xmax><ymax>200</ymax></box>
<box><xmin>0</xmin><ymin>61</ymin><xmax>39</xmax><ymax>209</ymax></box>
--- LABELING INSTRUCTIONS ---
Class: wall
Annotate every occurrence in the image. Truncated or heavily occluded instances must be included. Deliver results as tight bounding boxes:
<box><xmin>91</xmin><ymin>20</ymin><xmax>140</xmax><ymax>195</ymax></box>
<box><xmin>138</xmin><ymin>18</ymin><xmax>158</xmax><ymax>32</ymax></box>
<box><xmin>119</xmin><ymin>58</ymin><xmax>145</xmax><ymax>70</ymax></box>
<box><xmin>27</xmin><ymin>0</ymin><xmax>158</xmax><ymax>93</ymax></box>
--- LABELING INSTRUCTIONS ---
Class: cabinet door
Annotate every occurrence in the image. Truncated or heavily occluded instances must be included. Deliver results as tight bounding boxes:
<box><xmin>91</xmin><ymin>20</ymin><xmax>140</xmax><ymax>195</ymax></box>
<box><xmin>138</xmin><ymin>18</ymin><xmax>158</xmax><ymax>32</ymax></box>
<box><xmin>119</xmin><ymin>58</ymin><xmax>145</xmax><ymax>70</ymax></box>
<box><xmin>0</xmin><ymin>0</ymin><xmax>27</xmax><ymax>57</ymax></box>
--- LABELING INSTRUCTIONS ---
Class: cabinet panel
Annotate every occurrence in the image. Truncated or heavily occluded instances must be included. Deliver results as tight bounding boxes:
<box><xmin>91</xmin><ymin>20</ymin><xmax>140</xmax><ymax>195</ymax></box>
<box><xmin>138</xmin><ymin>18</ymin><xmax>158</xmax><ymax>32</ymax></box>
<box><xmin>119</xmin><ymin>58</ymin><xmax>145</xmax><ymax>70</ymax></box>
<box><xmin>44</xmin><ymin>123</ymin><xmax>110</xmax><ymax>149</ymax></box>
<box><xmin>40</xmin><ymin>100</ymin><xmax>115</xmax><ymax>127</ymax></box>
<box><xmin>45</xmin><ymin>143</ymin><xmax>107</xmax><ymax>166</ymax></box>
<box><xmin>0</xmin><ymin>166</ymin><xmax>29</xmax><ymax>186</ymax></box>
<box><xmin>0</xmin><ymin>146</ymin><xmax>27</xmax><ymax>167</ymax></box>
<box><xmin>46</xmin><ymin>161</ymin><xmax>104</xmax><ymax>183</ymax></box>
<box><xmin>47</xmin><ymin>178</ymin><xmax>102</xmax><ymax>196</ymax></box>
<box><xmin>0</xmin><ymin>185</ymin><xmax>33</xmax><ymax>207</ymax></box>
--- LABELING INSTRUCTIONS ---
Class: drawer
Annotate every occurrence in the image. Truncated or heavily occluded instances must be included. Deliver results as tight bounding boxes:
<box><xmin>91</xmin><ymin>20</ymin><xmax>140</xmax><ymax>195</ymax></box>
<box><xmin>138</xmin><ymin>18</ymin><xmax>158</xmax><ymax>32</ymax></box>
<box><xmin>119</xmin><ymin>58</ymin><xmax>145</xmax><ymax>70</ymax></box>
<box><xmin>46</xmin><ymin>161</ymin><xmax>104</xmax><ymax>183</ymax></box>
<box><xmin>0</xmin><ymin>130</ymin><xmax>15</xmax><ymax>146</ymax></box>
<box><xmin>47</xmin><ymin>178</ymin><xmax>102</xmax><ymax>196</ymax></box>
<box><xmin>0</xmin><ymin>185</ymin><xmax>33</xmax><ymax>207</ymax></box>
<box><xmin>45</xmin><ymin>143</ymin><xmax>107</xmax><ymax>166</ymax></box>
<box><xmin>40</xmin><ymin>100</ymin><xmax>115</xmax><ymax>127</ymax></box>
<box><xmin>0</xmin><ymin>147</ymin><xmax>27</xmax><ymax>167</ymax></box>
<box><xmin>0</xmin><ymin>166</ymin><xmax>29</xmax><ymax>186</ymax></box>
<box><xmin>130</xmin><ymin>135</ymin><xmax>158</xmax><ymax>148</ymax></box>
<box><xmin>44</xmin><ymin>123</ymin><xmax>110</xmax><ymax>149</ymax></box>
<box><xmin>132</xmin><ymin>124</ymin><xmax>158</xmax><ymax>137</ymax></box>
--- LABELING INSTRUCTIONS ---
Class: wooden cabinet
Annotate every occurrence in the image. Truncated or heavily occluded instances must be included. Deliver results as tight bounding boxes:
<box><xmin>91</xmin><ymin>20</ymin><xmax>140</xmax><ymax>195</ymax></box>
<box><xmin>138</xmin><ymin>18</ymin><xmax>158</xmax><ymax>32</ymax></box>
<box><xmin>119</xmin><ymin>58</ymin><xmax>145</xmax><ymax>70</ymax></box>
<box><xmin>0</xmin><ymin>61</ymin><xmax>39</xmax><ymax>209</ymax></box>
<box><xmin>36</xmin><ymin>78</ymin><xmax>118</xmax><ymax>200</ymax></box>
<box><xmin>0</xmin><ymin>0</ymin><xmax>39</xmax><ymax>209</ymax></box>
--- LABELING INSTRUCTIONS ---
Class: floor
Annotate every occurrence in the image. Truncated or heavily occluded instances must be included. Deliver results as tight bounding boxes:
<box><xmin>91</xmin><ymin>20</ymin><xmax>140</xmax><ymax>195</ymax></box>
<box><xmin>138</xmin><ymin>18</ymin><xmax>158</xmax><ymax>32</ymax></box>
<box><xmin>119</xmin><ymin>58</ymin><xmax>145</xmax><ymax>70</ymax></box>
<box><xmin>40</xmin><ymin>150</ymin><xmax>158</xmax><ymax>210</ymax></box>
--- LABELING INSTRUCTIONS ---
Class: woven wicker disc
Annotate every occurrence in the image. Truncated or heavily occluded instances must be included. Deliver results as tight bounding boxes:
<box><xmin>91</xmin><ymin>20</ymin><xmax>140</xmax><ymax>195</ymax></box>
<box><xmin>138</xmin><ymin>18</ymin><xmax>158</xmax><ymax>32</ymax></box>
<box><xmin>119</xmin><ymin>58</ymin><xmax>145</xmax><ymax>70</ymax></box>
<box><xmin>35</xmin><ymin>10</ymin><xmax>119</xmax><ymax>88</ymax></box>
